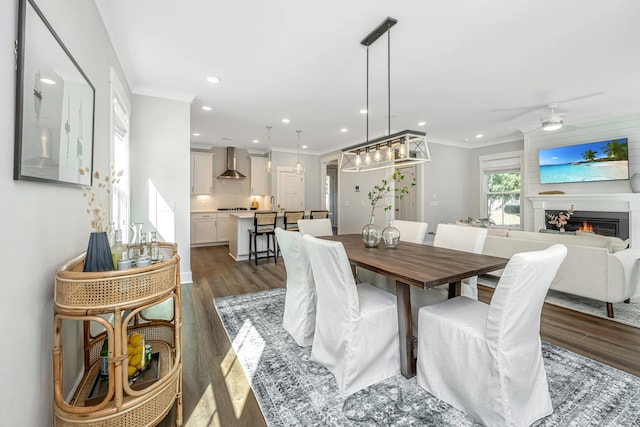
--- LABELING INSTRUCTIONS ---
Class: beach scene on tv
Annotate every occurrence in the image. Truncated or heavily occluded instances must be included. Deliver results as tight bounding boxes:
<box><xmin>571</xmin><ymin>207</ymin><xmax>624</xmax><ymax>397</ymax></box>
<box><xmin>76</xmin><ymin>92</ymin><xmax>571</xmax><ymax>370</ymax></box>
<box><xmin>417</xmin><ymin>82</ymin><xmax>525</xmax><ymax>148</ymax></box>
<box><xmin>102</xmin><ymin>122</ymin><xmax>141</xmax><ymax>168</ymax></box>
<box><xmin>539</xmin><ymin>138</ymin><xmax>629</xmax><ymax>184</ymax></box>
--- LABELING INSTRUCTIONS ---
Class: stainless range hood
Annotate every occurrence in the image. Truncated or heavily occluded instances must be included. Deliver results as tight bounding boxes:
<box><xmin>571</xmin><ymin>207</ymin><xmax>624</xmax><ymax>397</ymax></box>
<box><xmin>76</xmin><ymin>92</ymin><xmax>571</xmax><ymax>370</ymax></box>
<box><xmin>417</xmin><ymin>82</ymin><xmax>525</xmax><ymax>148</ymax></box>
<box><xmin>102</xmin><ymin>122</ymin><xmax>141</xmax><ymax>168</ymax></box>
<box><xmin>217</xmin><ymin>147</ymin><xmax>246</xmax><ymax>179</ymax></box>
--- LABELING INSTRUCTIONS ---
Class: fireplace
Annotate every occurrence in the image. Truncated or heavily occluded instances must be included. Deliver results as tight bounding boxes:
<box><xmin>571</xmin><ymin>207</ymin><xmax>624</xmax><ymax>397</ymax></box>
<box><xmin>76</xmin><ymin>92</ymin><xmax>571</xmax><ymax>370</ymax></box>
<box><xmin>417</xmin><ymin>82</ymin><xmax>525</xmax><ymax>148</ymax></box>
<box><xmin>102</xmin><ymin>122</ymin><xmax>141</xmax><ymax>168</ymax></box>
<box><xmin>544</xmin><ymin>210</ymin><xmax>629</xmax><ymax>239</ymax></box>
<box><xmin>528</xmin><ymin>193</ymin><xmax>640</xmax><ymax>249</ymax></box>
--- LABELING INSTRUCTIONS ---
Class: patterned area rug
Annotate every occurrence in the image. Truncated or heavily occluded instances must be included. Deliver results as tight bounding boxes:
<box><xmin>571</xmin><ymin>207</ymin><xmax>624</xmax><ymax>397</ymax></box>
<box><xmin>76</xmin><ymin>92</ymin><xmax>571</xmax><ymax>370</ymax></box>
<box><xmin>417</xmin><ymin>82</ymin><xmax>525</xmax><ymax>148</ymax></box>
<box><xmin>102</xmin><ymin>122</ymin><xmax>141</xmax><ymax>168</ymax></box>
<box><xmin>478</xmin><ymin>275</ymin><xmax>640</xmax><ymax>328</ymax></box>
<box><xmin>214</xmin><ymin>288</ymin><xmax>640</xmax><ymax>426</ymax></box>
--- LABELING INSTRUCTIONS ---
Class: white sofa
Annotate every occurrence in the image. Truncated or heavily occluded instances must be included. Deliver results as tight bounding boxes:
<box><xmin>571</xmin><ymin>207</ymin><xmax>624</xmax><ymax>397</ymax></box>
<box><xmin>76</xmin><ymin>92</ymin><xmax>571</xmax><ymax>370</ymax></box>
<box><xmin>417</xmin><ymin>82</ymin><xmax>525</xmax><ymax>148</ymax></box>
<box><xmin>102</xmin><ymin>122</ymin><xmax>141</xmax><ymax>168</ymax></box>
<box><xmin>481</xmin><ymin>229</ymin><xmax>640</xmax><ymax>318</ymax></box>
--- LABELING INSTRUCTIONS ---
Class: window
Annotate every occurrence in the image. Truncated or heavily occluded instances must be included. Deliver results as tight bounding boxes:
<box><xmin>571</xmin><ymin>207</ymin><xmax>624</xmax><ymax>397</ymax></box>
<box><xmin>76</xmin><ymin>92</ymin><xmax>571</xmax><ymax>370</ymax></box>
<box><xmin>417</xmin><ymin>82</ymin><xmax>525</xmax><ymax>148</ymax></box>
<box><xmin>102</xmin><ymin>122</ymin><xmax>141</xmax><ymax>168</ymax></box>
<box><xmin>109</xmin><ymin>69</ymin><xmax>130</xmax><ymax>239</ymax></box>
<box><xmin>479</xmin><ymin>151</ymin><xmax>522</xmax><ymax>228</ymax></box>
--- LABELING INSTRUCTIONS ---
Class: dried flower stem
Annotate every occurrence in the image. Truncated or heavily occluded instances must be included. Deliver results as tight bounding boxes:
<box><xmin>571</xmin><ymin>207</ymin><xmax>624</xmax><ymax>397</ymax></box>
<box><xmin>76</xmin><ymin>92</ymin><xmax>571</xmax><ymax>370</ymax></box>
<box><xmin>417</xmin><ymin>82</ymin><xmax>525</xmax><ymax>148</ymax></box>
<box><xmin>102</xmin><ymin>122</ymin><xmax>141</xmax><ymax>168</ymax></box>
<box><xmin>79</xmin><ymin>164</ymin><xmax>123</xmax><ymax>232</ymax></box>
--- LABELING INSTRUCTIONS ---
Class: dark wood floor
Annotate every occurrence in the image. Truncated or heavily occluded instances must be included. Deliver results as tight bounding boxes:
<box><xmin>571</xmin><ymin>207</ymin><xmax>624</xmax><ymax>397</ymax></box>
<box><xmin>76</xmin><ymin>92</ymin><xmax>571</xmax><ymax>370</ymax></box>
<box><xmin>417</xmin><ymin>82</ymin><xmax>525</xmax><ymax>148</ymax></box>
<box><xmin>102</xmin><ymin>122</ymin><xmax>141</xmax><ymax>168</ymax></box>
<box><xmin>159</xmin><ymin>245</ymin><xmax>640</xmax><ymax>426</ymax></box>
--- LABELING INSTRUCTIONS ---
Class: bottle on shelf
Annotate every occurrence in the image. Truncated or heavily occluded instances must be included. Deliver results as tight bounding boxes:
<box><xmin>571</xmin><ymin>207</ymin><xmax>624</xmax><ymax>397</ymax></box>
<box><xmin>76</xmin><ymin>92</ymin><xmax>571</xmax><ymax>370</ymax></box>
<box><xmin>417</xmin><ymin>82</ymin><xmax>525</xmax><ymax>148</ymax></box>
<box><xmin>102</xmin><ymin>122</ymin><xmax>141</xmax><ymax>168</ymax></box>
<box><xmin>150</xmin><ymin>231</ymin><xmax>160</xmax><ymax>261</ymax></box>
<box><xmin>140</xmin><ymin>232</ymin><xmax>149</xmax><ymax>256</ymax></box>
<box><xmin>111</xmin><ymin>229</ymin><xmax>128</xmax><ymax>269</ymax></box>
<box><xmin>107</xmin><ymin>222</ymin><xmax>116</xmax><ymax>247</ymax></box>
<box><xmin>100</xmin><ymin>335</ymin><xmax>109</xmax><ymax>378</ymax></box>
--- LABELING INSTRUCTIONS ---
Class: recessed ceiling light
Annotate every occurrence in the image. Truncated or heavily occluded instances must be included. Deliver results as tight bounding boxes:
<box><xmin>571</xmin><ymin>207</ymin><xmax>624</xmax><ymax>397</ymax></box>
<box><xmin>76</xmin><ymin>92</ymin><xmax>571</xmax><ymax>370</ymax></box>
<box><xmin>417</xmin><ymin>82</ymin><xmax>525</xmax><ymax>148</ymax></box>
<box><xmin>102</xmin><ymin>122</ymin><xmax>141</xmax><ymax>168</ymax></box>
<box><xmin>417</xmin><ymin>121</ymin><xmax>426</xmax><ymax>126</ymax></box>
<box><xmin>192</xmin><ymin>132</ymin><xmax>200</xmax><ymax>136</ymax></box>
<box><xmin>281</xmin><ymin>118</ymin><xmax>290</xmax><ymax>124</ymax></box>
<box><xmin>201</xmin><ymin>106</ymin><xmax>212</xmax><ymax>111</ymax></box>
<box><xmin>40</xmin><ymin>78</ymin><xmax>56</xmax><ymax>85</ymax></box>
<box><xmin>206</xmin><ymin>76</ymin><xmax>221</xmax><ymax>84</ymax></box>
<box><xmin>301</xmin><ymin>145</ymin><xmax>308</xmax><ymax>149</ymax></box>
<box><xmin>340</xmin><ymin>128</ymin><xmax>348</xmax><ymax>133</ymax></box>
<box><xmin>475</xmin><ymin>133</ymin><xmax>483</xmax><ymax>138</ymax></box>
<box><xmin>359</xmin><ymin>109</ymin><xmax>368</xmax><ymax>114</ymax></box>
<box><xmin>252</xmin><ymin>139</ymin><xmax>259</xmax><ymax>144</ymax></box>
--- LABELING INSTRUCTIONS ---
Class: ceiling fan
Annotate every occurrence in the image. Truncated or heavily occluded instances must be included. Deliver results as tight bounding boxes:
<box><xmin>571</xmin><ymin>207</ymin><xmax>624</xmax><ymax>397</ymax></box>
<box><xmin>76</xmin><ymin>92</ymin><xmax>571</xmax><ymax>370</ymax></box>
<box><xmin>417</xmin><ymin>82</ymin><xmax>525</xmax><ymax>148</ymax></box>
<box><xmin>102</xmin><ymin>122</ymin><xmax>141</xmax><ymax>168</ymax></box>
<box><xmin>512</xmin><ymin>103</ymin><xmax>568</xmax><ymax>134</ymax></box>
<box><xmin>539</xmin><ymin>103</ymin><xmax>566</xmax><ymax>131</ymax></box>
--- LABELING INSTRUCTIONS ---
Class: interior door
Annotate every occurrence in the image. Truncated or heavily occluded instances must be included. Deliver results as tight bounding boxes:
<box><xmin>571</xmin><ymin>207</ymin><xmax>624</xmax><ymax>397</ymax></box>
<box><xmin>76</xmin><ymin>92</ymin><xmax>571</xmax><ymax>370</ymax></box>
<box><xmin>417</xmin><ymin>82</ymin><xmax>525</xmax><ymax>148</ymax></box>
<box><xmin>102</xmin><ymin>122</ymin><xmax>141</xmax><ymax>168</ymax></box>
<box><xmin>395</xmin><ymin>165</ymin><xmax>417</xmax><ymax>221</ymax></box>
<box><xmin>277</xmin><ymin>169</ymin><xmax>305</xmax><ymax>211</ymax></box>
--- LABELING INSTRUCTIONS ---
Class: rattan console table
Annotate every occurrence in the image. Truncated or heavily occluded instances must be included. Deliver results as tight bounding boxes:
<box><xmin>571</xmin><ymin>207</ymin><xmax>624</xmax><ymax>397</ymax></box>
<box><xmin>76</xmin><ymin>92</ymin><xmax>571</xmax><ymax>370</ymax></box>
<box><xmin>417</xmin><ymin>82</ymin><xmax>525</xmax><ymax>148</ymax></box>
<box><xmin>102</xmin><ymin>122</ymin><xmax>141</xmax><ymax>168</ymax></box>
<box><xmin>53</xmin><ymin>243</ymin><xmax>183</xmax><ymax>427</ymax></box>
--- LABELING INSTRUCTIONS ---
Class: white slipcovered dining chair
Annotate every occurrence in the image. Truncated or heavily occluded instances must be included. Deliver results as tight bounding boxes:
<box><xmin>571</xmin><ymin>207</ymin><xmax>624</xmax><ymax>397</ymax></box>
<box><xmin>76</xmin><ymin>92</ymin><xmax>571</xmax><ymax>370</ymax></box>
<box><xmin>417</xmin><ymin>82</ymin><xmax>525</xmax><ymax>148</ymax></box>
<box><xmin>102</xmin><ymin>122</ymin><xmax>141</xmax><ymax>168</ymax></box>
<box><xmin>302</xmin><ymin>234</ymin><xmax>400</xmax><ymax>395</ymax></box>
<box><xmin>433</xmin><ymin>223</ymin><xmax>488</xmax><ymax>300</ymax></box>
<box><xmin>417</xmin><ymin>244</ymin><xmax>567</xmax><ymax>426</ymax></box>
<box><xmin>392</xmin><ymin>220</ymin><xmax>429</xmax><ymax>244</ymax></box>
<box><xmin>410</xmin><ymin>223</ymin><xmax>488</xmax><ymax>333</ymax></box>
<box><xmin>274</xmin><ymin>228</ymin><xmax>316</xmax><ymax>347</ymax></box>
<box><xmin>297</xmin><ymin>218</ymin><xmax>333</xmax><ymax>237</ymax></box>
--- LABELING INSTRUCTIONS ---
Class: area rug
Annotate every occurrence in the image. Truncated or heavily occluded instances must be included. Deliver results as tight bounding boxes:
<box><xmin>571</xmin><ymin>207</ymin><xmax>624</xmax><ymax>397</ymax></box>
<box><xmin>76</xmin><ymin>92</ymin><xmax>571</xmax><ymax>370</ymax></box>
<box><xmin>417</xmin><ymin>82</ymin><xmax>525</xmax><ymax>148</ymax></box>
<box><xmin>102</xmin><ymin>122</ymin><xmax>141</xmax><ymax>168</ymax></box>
<box><xmin>214</xmin><ymin>288</ymin><xmax>640</xmax><ymax>426</ymax></box>
<box><xmin>478</xmin><ymin>274</ymin><xmax>640</xmax><ymax>328</ymax></box>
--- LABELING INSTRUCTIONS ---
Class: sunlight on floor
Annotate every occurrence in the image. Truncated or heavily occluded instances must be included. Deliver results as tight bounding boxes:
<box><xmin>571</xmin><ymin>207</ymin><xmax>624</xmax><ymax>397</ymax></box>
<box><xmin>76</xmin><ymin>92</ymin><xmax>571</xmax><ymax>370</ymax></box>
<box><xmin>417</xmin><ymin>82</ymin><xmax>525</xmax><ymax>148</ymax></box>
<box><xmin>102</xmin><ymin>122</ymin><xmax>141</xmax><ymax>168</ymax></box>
<box><xmin>184</xmin><ymin>383</ymin><xmax>220</xmax><ymax>427</ymax></box>
<box><xmin>220</xmin><ymin>319</ymin><xmax>265</xmax><ymax>419</ymax></box>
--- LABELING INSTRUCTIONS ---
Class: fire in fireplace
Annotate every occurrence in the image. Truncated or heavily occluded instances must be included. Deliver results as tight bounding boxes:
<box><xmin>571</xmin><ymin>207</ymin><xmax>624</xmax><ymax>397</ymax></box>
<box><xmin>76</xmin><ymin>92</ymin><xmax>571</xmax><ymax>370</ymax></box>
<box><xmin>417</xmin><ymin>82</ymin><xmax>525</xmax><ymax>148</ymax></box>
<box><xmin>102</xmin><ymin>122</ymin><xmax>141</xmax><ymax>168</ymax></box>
<box><xmin>545</xmin><ymin>210</ymin><xmax>629</xmax><ymax>239</ymax></box>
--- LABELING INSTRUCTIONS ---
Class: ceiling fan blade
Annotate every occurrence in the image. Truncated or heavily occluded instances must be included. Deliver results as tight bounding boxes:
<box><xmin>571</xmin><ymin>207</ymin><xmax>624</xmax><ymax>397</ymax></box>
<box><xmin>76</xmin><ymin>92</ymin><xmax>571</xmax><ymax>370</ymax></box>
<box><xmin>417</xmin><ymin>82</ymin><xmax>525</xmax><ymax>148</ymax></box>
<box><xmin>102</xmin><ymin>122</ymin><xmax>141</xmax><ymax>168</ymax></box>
<box><xmin>555</xmin><ymin>92</ymin><xmax>605</xmax><ymax>104</ymax></box>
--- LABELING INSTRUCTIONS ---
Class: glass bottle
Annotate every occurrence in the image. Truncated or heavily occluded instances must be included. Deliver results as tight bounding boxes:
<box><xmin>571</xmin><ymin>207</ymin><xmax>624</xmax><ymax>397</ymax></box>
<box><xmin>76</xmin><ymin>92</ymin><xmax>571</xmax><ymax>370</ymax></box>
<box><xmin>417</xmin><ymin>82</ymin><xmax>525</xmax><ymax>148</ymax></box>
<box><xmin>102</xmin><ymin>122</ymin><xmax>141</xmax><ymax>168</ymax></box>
<box><xmin>362</xmin><ymin>215</ymin><xmax>382</xmax><ymax>248</ymax></box>
<box><xmin>129</xmin><ymin>223</ymin><xmax>144</xmax><ymax>258</ymax></box>
<box><xmin>382</xmin><ymin>219</ymin><xmax>401</xmax><ymax>248</ymax></box>
<box><xmin>150</xmin><ymin>231</ymin><xmax>160</xmax><ymax>261</ymax></box>
<box><xmin>107</xmin><ymin>222</ymin><xmax>115</xmax><ymax>247</ymax></box>
<box><xmin>140</xmin><ymin>233</ymin><xmax>149</xmax><ymax>256</ymax></box>
<box><xmin>100</xmin><ymin>335</ymin><xmax>109</xmax><ymax>378</ymax></box>
<box><xmin>111</xmin><ymin>229</ymin><xmax>128</xmax><ymax>269</ymax></box>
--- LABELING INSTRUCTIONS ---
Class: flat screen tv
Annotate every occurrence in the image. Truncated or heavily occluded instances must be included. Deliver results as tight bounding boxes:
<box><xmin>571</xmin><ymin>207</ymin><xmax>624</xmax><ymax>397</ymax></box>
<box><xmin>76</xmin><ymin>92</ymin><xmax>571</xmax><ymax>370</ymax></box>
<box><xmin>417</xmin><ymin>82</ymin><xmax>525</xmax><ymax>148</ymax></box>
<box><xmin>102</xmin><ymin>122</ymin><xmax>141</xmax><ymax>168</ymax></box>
<box><xmin>539</xmin><ymin>138</ymin><xmax>629</xmax><ymax>184</ymax></box>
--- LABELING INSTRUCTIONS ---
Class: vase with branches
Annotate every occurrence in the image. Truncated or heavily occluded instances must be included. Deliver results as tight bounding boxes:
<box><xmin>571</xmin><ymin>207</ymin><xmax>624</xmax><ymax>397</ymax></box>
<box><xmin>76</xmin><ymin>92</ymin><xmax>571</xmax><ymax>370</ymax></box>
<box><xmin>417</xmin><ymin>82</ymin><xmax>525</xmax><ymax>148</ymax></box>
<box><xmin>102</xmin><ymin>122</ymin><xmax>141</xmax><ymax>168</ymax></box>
<box><xmin>545</xmin><ymin>205</ymin><xmax>575</xmax><ymax>232</ymax></box>
<box><xmin>362</xmin><ymin>170</ymin><xmax>416</xmax><ymax>247</ymax></box>
<box><xmin>79</xmin><ymin>165</ymin><xmax>123</xmax><ymax>271</ymax></box>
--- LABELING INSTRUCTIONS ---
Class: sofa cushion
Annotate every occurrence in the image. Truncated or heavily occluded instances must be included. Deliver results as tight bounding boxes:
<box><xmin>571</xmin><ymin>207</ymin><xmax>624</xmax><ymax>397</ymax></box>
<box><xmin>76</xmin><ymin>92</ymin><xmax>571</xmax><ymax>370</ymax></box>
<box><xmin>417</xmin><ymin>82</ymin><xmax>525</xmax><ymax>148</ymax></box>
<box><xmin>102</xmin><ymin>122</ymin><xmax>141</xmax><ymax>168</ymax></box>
<box><xmin>486</xmin><ymin>228</ymin><xmax>509</xmax><ymax>237</ymax></box>
<box><xmin>575</xmin><ymin>231</ymin><xmax>629</xmax><ymax>253</ymax></box>
<box><xmin>507</xmin><ymin>230</ymin><xmax>611</xmax><ymax>251</ymax></box>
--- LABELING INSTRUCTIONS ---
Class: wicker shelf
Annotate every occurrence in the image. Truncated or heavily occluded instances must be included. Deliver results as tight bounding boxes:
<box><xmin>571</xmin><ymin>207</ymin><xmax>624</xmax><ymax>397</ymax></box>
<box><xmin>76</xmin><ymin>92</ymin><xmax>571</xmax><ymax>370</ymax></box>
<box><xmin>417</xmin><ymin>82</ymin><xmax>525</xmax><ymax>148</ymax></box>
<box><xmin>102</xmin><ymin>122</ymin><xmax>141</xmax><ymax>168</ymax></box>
<box><xmin>53</xmin><ymin>243</ymin><xmax>183</xmax><ymax>427</ymax></box>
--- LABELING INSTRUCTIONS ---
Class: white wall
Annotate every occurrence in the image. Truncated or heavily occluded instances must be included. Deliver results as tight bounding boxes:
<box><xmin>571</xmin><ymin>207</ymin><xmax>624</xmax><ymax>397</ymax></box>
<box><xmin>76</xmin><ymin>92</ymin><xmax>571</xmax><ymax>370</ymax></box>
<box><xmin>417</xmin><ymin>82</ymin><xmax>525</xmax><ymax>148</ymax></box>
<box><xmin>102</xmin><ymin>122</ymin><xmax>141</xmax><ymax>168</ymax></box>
<box><xmin>0</xmin><ymin>0</ymin><xmax>129</xmax><ymax>425</ymax></box>
<box><xmin>523</xmin><ymin>114</ymin><xmax>640</xmax><ymax>230</ymax></box>
<box><xmin>421</xmin><ymin>143</ymin><xmax>475</xmax><ymax>232</ymax></box>
<box><xmin>130</xmin><ymin>95</ymin><xmax>192</xmax><ymax>283</ymax></box>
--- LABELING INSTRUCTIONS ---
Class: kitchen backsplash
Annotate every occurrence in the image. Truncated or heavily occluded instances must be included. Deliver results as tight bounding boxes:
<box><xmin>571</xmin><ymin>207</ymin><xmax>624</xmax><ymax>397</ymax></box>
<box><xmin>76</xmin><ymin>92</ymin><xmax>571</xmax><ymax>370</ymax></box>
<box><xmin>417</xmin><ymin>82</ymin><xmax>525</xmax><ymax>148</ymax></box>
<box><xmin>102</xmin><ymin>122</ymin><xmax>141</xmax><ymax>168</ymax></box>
<box><xmin>191</xmin><ymin>194</ymin><xmax>271</xmax><ymax>211</ymax></box>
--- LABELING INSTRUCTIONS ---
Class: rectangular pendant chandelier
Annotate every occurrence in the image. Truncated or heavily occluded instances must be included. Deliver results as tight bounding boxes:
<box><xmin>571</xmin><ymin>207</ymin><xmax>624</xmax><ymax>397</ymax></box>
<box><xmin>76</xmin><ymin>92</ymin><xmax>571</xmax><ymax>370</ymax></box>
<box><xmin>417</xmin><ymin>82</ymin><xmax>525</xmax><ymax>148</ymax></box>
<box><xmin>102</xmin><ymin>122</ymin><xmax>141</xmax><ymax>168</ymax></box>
<box><xmin>339</xmin><ymin>129</ymin><xmax>430</xmax><ymax>172</ymax></box>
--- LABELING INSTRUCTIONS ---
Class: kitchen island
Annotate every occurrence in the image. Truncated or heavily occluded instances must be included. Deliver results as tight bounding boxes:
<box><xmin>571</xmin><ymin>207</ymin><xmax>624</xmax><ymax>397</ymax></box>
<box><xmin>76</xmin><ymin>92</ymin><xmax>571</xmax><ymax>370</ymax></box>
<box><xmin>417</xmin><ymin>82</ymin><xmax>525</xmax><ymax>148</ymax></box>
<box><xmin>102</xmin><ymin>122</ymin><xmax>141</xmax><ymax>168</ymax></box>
<box><xmin>228</xmin><ymin>211</ymin><xmax>311</xmax><ymax>261</ymax></box>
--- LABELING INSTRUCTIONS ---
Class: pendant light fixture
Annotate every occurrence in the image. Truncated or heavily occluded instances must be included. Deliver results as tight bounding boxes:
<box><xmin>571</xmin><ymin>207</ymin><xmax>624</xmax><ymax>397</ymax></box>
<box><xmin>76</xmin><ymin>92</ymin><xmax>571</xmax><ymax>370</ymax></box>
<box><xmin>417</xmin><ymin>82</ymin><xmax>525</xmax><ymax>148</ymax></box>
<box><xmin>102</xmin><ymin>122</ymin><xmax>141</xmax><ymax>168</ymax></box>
<box><xmin>265</xmin><ymin>125</ymin><xmax>273</xmax><ymax>173</ymax></box>
<box><xmin>340</xmin><ymin>17</ymin><xmax>430</xmax><ymax>172</ymax></box>
<box><xmin>293</xmin><ymin>130</ymin><xmax>304</xmax><ymax>175</ymax></box>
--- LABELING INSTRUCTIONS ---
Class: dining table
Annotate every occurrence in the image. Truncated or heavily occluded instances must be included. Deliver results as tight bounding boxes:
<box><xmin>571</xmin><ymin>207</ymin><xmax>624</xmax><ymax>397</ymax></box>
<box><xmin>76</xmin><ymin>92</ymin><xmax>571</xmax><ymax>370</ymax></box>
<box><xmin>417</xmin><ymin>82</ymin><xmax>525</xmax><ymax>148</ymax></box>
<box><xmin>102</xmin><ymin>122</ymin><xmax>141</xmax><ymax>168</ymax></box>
<box><xmin>324</xmin><ymin>234</ymin><xmax>509</xmax><ymax>378</ymax></box>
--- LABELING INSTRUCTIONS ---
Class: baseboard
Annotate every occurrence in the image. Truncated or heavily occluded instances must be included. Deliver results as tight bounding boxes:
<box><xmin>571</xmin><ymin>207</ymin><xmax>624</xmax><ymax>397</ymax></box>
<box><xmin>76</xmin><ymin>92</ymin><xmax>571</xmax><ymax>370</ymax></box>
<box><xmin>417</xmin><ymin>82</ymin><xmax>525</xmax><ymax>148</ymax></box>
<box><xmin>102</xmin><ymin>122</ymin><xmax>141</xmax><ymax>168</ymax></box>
<box><xmin>181</xmin><ymin>271</ymin><xmax>193</xmax><ymax>284</ymax></box>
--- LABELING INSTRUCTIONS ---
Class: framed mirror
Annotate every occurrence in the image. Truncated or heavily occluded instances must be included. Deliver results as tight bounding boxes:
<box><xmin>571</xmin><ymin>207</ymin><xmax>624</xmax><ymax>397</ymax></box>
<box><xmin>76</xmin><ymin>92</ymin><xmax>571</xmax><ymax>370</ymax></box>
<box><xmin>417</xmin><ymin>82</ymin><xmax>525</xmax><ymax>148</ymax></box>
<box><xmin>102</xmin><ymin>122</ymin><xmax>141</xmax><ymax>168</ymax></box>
<box><xmin>14</xmin><ymin>0</ymin><xmax>95</xmax><ymax>187</ymax></box>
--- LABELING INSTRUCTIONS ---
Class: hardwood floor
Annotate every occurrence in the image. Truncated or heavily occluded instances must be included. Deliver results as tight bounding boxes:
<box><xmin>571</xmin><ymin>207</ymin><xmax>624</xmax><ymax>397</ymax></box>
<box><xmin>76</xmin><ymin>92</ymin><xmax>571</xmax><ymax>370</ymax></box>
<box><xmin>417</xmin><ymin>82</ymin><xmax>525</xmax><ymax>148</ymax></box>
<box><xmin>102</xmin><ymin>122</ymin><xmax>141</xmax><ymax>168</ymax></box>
<box><xmin>159</xmin><ymin>245</ymin><xmax>640</xmax><ymax>426</ymax></box>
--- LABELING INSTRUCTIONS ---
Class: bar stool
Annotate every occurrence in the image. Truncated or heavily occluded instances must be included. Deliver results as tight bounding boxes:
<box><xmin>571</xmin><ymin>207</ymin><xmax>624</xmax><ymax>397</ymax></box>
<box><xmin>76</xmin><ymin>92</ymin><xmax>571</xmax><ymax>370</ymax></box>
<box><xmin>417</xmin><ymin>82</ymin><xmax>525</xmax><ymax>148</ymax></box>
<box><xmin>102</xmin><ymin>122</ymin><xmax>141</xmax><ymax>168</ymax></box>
<box><xmin>284</xmin><ymin>211</ymin><xmax>305</xmax><ymax>231</ymax></box>
<box><xmin>310</xmin><ymin>210</ymin><xmax>329</xmax><ymax>219</ymax></box>
<box><xmin>248</xmin><ymin>211</ymin><xmax>278</xmax><ymax>265</ymax></box>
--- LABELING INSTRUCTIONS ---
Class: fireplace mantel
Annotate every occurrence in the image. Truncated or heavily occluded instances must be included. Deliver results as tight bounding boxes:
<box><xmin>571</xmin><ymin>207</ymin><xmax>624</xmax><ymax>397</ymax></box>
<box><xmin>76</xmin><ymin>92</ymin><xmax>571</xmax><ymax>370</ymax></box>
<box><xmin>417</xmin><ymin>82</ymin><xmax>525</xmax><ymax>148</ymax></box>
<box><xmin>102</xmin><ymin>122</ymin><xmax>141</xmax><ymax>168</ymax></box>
<box><xmin>526</xmin><ymin>193</ymin><xmax>640</xmax><ymax>247</ymax></box>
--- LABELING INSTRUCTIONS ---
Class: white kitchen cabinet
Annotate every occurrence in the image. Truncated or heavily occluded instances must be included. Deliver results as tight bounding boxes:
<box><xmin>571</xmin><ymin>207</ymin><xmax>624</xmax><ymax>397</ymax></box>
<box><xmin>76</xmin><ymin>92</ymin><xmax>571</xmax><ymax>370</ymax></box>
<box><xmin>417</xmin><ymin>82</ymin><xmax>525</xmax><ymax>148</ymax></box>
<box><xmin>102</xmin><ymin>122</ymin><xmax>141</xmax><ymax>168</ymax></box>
<box><xmin>192</xmin><ymin>213</ymin><xmax>217</xmax><ymax>244</ymax></box>
<box><xmin>250</xmin><ymin>156</ymin><xmax>269</xmax><ymax>195</ymax></box>
<box><xmin>217</xmin><ymin>213</ymin><xmax>231</xmax><ymax>241</ymax></box>
<box><xmin>191</xmin><ymin>151</ymin><xmax>214</xmax><ymax>194</ymax></box>
<box><xmin>191</xmin><ymin>212</ymin><xmax>231</xmax><ymax>245</ymax></box>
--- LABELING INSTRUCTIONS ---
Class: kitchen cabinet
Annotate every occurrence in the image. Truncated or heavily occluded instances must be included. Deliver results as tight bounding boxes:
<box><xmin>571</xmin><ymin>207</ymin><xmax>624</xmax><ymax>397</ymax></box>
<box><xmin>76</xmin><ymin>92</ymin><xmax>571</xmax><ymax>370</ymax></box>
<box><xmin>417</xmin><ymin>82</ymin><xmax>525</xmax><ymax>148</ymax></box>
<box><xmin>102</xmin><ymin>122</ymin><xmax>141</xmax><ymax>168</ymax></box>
<box><xmin>192</xmin><ymin>213</ymin><xmax>217</xmax><ymax>244</ymax></box>
<box><xmin>191</xmin><ymin>212</ymin><xmax>231</xmax><ymax>245</ymax></box>
<box><xmin>53</xmin><ymin>243</ymin><xmax>183</xmax><ymax>426</ymax></box>
<box><xmin>217</xmin><ymin>213</ymin><xmax>231</xmax><ymax>241</ymax></box>
<box><xmin>250</xmin><ymin>156</ymin><xmax>269</xmax><ymax>195</ymax></box>
<box><xmin>191</xmin><ymin>151</ymin><xmax>214</xmax><ymax>194</ymax></box>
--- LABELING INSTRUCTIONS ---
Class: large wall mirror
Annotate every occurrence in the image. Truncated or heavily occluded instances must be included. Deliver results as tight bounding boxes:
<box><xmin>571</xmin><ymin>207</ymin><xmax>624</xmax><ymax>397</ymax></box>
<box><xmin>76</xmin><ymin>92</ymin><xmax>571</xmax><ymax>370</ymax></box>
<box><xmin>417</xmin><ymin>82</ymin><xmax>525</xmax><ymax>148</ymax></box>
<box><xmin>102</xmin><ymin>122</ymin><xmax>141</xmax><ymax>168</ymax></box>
<box><xmin>14</xmin><ymin>0</ymin><xmax>95</xmax><ymax>187</ymax></box>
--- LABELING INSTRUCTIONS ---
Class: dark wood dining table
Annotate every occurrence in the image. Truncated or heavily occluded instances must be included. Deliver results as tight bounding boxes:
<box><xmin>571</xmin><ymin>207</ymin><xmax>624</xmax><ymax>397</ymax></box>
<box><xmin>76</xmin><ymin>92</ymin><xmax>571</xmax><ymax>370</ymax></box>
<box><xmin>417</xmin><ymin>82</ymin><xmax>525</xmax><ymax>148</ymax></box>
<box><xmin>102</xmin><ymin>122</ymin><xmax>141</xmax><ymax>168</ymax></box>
<box><xmin>324</xmin><ymin>234</ymin><xmax>509</xmax><ymax>378</ymax></box>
